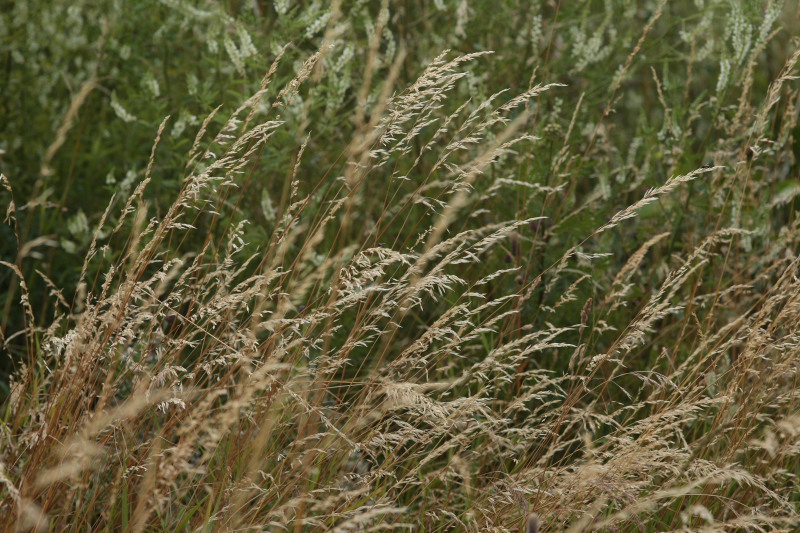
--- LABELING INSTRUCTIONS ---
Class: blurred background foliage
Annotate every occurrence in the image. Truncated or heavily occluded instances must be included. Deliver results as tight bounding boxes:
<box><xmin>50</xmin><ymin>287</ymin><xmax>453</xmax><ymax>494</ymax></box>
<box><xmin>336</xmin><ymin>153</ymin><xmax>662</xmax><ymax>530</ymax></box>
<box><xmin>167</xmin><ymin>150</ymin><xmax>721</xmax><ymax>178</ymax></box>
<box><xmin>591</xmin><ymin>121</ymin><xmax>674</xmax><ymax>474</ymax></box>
<box><xmin>1</xmin><ymin>0</ymin><xmax>798</xmax><ymax>394</ymax></box>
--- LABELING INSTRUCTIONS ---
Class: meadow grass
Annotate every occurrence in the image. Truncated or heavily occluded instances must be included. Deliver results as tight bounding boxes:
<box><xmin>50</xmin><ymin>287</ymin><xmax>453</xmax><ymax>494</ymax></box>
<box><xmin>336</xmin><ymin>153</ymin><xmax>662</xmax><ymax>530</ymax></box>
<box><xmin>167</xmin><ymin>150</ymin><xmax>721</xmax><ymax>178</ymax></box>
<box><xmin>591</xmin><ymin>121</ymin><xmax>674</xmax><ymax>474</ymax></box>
<box><xmin>2</xmin><ymin>1</ymin><xmax>800</xmax><ymax>531</ymax></box>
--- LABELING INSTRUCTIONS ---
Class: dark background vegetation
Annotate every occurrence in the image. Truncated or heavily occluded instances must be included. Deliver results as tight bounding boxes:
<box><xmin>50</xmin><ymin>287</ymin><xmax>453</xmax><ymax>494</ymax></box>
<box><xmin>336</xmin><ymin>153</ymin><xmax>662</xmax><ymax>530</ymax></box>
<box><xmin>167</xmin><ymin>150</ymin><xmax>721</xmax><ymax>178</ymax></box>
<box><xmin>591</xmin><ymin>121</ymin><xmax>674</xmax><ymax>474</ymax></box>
<box><xmin>2</xmin><ymin>1</ymin><xmax>798</xmax><ymax>393</ymax></box>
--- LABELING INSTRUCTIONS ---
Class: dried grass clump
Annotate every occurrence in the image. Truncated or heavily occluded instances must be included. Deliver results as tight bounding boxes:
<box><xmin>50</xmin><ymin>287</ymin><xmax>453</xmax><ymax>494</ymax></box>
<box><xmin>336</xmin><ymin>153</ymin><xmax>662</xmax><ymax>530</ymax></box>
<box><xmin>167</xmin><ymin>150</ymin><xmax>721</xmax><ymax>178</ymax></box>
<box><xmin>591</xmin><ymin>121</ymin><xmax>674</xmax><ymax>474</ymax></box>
<box><xmin>3</xmin><ymin>20</ymin><xmax>800</xmax><ymax>533</ymax></box>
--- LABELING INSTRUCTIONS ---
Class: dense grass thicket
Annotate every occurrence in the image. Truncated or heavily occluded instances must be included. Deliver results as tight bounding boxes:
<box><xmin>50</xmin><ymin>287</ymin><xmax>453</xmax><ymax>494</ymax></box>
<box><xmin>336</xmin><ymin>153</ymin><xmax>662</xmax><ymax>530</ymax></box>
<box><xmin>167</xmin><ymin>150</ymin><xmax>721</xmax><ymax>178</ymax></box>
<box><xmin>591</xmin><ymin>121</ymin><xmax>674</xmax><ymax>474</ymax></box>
<box><xmin>2</xmin><ymin>1</ymin><xmax>800</xmax><ymax>531</ymax></box>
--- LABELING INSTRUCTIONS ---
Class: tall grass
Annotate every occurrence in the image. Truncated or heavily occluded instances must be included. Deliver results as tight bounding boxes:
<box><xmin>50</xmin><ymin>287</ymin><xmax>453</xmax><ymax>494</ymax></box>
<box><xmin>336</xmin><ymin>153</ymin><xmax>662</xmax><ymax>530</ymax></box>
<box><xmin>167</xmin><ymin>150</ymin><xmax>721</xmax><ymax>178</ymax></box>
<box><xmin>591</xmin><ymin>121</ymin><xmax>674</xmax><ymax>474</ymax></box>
<box><xmin>2</xmin><ymin>1</ymin><xmax>800</xmax><ymax>531</ymax></box>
